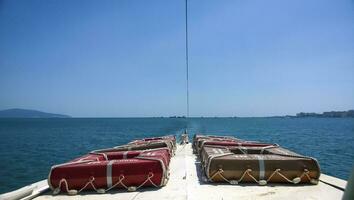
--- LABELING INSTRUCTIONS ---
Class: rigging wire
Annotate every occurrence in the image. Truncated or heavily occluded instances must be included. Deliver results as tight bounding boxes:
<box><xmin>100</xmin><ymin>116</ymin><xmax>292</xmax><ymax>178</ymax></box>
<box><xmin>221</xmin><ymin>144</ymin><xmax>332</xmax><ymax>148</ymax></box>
<box><xmin>185</xmin><ymin>0</ymin><xmax>189</xmax><ymax>118</ymax></box>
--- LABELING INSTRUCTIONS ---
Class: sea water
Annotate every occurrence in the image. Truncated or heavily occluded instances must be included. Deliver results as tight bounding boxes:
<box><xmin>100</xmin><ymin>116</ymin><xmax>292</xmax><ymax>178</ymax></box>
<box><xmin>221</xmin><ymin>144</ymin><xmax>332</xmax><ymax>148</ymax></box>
<box><xmin>0</xmin><ymin>117</ymin><xmax>353</xmax><ymax>193</ymax></box>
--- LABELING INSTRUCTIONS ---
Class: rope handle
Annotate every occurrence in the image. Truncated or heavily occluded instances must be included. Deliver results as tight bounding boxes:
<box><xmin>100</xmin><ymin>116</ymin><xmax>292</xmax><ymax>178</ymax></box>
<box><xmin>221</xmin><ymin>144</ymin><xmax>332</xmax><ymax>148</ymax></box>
<box><xmin>53</xmin><ymin>172</ymin><xmax>160</xmax><ymax>195</ymax></box>
<box><xmin>209</xmin><ymin>168</ymin><xmax>318</xmax><ymax>186</ymax></box>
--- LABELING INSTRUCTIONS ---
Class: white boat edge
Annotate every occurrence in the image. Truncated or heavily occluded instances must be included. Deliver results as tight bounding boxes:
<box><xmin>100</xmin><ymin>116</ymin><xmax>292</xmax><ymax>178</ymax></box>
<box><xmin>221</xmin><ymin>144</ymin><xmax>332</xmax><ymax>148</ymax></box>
<box><xmin>0</xmin><ymin>180</ymin><xmax>49</xmax><ymax>200</ymax></box>
<box><xmin>0</xmin><ymin>144</ymin><xmax>348</xmax><ymax>200</ymax></box>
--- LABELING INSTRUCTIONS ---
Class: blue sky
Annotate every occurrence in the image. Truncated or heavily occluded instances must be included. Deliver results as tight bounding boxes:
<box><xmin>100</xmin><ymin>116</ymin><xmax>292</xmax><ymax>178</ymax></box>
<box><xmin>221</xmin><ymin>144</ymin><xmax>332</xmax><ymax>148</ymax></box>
<box><xmin>1</xmin><ymin>0</ymin><xmax>354</xmax><ymax>117</ymax></box>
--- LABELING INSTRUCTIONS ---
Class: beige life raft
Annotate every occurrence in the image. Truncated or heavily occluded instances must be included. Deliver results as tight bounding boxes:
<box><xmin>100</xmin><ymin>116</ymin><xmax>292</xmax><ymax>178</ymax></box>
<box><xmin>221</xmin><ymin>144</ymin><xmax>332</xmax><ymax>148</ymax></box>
<box><xmin>201</xmin><ymin>145</ymin><xmax>320</xmax><ymax>185</ymax></box>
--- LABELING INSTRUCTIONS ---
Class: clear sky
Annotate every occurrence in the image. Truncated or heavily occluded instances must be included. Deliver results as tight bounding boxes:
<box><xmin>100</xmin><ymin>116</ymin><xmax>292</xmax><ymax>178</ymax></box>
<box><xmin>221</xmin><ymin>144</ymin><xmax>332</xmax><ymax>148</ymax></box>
<box><xmin>1</xmin><ymin>0</ymin><xmax>354</xmax><ymax>117</ymax></box>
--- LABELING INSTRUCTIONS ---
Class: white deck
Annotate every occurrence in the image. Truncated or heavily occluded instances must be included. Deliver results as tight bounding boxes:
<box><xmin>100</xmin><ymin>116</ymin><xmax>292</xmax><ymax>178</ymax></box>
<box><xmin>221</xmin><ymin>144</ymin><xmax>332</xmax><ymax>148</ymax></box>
<box><xmin>1</xmin><ymin>144</ymin><xmax>346</xmax><ymax>200</ymax></box>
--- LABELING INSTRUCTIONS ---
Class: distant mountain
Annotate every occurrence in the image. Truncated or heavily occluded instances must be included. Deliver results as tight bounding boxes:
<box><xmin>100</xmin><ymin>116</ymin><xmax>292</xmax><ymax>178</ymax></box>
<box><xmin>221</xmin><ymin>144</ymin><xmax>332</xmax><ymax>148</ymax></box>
<box><xmin>0</xmin><ymin>108</ymin><xmax>71</xmax><ymax>118</ymax></box>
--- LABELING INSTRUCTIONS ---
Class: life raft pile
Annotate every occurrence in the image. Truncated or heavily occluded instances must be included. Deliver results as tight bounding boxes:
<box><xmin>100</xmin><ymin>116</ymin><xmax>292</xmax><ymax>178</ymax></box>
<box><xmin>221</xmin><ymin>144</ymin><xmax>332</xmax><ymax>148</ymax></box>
<box><xmin>48</xmin><ymin>135</ymin><xmax>176</xmax><ymax>195</ymax></box>
<box><xmin>193</xmin><ymin>134</ymin><xmax>321</xmax><ymax>185</ymax></box>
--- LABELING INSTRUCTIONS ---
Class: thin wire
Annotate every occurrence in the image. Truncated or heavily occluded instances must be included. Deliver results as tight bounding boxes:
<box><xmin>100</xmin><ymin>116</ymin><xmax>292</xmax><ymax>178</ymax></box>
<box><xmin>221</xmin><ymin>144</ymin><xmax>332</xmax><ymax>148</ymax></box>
<box><xmin>185</xmin><ymin>0</ymin><xmax>189</xmax><ymax>118</ymax></box>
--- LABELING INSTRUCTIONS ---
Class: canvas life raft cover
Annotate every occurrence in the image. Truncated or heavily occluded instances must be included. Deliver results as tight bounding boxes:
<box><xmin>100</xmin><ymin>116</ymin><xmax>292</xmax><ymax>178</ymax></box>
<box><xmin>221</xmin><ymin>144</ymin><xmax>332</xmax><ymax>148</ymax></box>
<box><xmin>129</xmin><ymin>135</ymin><xmax>176</xmax><ymax>152</ymax></box>
<box><xmin>48</xmin><ymin>133</ymin><xmax>178</xmax><ymax>196</ymax></box>
<box><xmin>193</xmin><ymin>134</ymin><xmax>275</xmax><ymax>156</ymax></box>
<box><xmin>193</xmin><ymin>134</ymin><xmax>239</xmax><ymax>154</ymax></box>
<box><xmin>48</xmin><ymin>148</ymin><xmax>171</xmax><ymax>195</ymax></box>
<box><xmin>201</xmin><ymin>145</ymin><xmax>320</xmax><ymax>185</ymax></box>
<box><xmin>130</xmin><ymin>135</ymin><xmax>176</xmax><ymax>147</ymax></box>
<box><xmin>93</xmin><ymin>139</ymin><xmax>175</xmax><ymax>156</ymax></box>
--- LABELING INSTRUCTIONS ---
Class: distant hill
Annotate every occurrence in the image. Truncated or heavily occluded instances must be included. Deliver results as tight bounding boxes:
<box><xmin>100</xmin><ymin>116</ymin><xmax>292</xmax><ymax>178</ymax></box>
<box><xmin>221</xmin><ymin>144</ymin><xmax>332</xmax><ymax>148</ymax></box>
<box><xmin>0</xmin><ymin>108</ymin><xmax>71</xmax><ymax>118</ymax></box>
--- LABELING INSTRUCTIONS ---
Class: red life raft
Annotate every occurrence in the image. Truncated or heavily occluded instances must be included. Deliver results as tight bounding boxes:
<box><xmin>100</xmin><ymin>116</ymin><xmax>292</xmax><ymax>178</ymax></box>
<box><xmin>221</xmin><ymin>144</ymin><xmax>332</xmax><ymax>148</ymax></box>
<box><xmin>202</xmin><ymin>140</ymin><xmax>277</xmax><ymax>147</ymax></box>
<box><xmin>129</xmin><ymin>135</ymin><xmax>176</xmax><ymax>152</ymax></box>
<box><xmin>193</xmin><ymin>135</ymin><xmax>276</xmax><ymax>155</ymax></box>
<box><xmin>193</xmin><ymin>134</ymin><xmax>238</xmax><ymax>151</ymax></box>
<box><xmin>48</xmin><ymin>147</ymin><xmax>171</xmax><ymax>195</ymax></box>
<box><xmin>132</xmin><ymin>135</ymin><xmax>176</xmax><ymax>145</ymax></box>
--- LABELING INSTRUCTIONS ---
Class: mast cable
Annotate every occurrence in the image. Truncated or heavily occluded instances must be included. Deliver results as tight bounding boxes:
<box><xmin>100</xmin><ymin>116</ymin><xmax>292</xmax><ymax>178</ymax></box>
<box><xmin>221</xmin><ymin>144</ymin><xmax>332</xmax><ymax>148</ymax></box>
<box><xmin>185</xmin><ymin>0</ymin><xmax>189</xmax><ymax>118</ymax></box>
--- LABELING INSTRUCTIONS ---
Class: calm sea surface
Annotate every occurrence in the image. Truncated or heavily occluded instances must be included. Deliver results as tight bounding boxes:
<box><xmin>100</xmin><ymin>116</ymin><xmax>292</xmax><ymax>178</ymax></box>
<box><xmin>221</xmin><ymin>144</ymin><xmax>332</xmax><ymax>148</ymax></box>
<box><xmin>0</xmin><ymin>117</ymin><xmax>353</xmax><ymax>193</ymax></box>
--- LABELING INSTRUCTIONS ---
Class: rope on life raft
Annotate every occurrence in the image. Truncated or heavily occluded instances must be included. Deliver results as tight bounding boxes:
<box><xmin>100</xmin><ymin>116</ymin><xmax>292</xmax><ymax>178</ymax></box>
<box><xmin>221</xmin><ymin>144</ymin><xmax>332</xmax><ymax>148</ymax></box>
<box><xmin>53</xmin><ymin>172</ymin><xmax>159</xmax><ymax>195</ymax></box>
<box><xmin>209</xmin><ymin>168</ymin><xmax>318</xmax><ymax>186</ymax></box>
